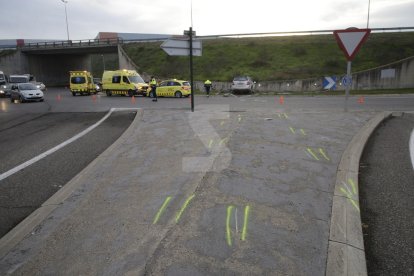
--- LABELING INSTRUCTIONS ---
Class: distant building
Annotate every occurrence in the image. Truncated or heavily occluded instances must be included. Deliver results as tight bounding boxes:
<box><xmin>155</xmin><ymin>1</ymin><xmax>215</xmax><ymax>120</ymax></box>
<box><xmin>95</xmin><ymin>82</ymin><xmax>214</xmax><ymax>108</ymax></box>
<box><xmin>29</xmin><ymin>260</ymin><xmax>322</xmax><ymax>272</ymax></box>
<box><xmin>96</xmin><ymin>32</ymin><xmax>171</xmax><ymax>41</ymax></box>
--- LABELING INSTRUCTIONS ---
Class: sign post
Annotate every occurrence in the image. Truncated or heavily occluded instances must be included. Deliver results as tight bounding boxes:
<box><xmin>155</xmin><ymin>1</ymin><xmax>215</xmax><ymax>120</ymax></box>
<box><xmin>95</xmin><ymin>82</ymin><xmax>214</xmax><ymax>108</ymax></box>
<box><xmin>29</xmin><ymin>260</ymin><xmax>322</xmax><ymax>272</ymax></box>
<box><xmin>161</xmin><ymin>28</ymin><xmax>201</xmax><ymax>112</ymax></box>
<box><xmin>188</xmin><ymin>27</ymin><xmax>195</xmax><ymax>112</ymax></box>
<box><xmin>333</xmin><ymin>28</ymin><xmax>371</xmax><ymax>111</ymax></box>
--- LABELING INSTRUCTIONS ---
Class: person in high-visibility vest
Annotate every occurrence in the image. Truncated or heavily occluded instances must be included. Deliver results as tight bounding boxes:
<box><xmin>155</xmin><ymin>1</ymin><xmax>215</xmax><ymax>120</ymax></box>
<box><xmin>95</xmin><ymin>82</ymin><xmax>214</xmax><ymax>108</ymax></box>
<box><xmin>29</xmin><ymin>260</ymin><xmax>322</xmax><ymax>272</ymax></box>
<box><xmin>150</xmin><ymin>76</ymin><xmax>157</xmax><ymax>102</ymax></box>
<box><xmin>204</xmin><ymin>79</ymin><xmax>212</xmax><ymax>97</ymax></box>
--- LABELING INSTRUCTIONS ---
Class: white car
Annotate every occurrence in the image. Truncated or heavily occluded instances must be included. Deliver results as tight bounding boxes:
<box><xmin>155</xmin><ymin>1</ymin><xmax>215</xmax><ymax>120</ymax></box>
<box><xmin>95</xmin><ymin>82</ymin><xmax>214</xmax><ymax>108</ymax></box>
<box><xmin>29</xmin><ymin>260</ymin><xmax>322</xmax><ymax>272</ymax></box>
<box><xmin>10</xmin><ymin>83</ymin><xmax>44</xmax><ymax>103</ymax></box>
<box><xmin>231</xmin><ymin>76</ymin><xmax>255</xmax><ymax>93</ymax></box>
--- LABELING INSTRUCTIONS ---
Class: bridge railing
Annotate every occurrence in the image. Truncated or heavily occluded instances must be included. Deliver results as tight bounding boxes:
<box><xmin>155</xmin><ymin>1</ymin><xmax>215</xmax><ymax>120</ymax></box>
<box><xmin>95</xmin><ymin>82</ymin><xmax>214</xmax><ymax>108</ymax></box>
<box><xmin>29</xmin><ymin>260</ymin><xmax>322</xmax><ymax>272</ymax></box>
<box><xmin>21</xmin><ymin>38</ymin><xmax>124</xmax><ymax>50</ymax></box>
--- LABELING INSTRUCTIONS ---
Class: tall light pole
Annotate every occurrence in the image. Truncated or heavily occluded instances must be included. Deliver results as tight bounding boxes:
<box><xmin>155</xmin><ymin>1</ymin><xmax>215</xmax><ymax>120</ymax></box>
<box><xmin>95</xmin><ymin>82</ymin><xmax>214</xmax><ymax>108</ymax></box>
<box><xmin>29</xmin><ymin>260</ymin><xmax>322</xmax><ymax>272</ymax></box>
<box><xmin>367</xmin><ymin>0</ymin><xmax>371</xmax><ymax>28</ymax></box>
<box><xmin>61</xmin><ymin>0</ymin><xmax>70</xmax><ymax>41</ymax></box>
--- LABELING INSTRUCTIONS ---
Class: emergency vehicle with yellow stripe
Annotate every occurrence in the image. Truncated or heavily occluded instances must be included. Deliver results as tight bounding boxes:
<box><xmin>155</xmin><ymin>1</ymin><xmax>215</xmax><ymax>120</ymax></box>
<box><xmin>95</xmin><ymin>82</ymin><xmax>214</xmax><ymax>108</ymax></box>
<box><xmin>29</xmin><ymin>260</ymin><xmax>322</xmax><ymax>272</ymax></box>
<box><xmin>69</xmin><ymin>71</ymin><xmax>98</xmax><ymax>96</ymax></box>
<box><xmin>102</xmin><ymin>70</ymin><xmax>148</xmax><ymax>97</ymax></box>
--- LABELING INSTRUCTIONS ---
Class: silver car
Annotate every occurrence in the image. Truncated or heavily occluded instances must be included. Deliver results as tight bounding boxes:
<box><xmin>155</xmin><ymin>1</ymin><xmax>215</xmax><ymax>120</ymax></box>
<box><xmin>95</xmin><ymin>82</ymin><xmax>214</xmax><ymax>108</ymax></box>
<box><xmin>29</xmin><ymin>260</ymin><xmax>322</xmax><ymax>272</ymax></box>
<box><xmin>231</xmin><ymin>76</ymin><xmax>255</xmax><ymax>93</ymax></box>
<box><xmin>10</xmin><ymin>83</ymin><xmax>44</xmax><ymax>103</ymax></box>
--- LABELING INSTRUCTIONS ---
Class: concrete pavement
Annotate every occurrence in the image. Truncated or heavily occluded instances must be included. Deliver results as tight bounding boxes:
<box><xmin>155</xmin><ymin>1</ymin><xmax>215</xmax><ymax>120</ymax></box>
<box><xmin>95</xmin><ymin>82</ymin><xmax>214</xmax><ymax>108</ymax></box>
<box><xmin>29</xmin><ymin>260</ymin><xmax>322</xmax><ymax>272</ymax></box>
<box><xmin>0</xmin><ymin>102</ymin><xmax>392</xmax><ymax>275</ymax></box>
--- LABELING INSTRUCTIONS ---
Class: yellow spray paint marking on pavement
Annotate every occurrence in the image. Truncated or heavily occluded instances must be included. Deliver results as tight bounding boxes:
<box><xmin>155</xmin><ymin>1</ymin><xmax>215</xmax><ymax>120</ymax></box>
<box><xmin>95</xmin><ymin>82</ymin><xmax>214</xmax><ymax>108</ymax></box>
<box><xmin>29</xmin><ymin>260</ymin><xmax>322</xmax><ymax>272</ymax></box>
<box><xmin>226</xmin><ymin>205</ymin><xmax>234</xmax><ymax>246</ymax></box>
<box><xmin>175</xmin><ymin>194</ymin><xmax>195</xmax><ymax>223</ymax></box>
<box><xmin>348</xmin><ymin>178</ymin><xmax>357</xmax><ymax>194</ymax></box>
<box><xmin>319</xmin><ymin>148</ymin><xmax>330</xmax><ymax>161</ymax></box>
<box><xmin>289</xmin><ymin>127</ymin><xmax>296</xmax><ymax>134</ymax></box>
<box><xmin>306</xmin><ymin>148</ymin><xmax>320</xmax><ymax>161</ymax></box>
<box><xmin>283</xmin><ymin>113</ymin><xmax>289</xmax><ymax>119</ymax></box>
<box><xmin>208</xmin><ymin>139</ymin><xmax>214</xmax><ymax>149</ymax></box>
<box><xmin>300</xmin><ymin>129</ymin><xmax>307</xmax><ymax>136</ymax></box>
<box><xmin>221</xmin><ymin>121</ymin><xmax>225</xmax><ymax>126</ymax></box>
<box><xmin>238</xmin><ymin>115</ymin><xmax>242</xmax><ymax>122</ymax></box>
<box><xmin>277</xmin><ymin>113</ymin><xmax>282</xmax><ymax>118</ymax></box>
<box><xmin>241</xmin><ymin>205</ymin><xmax>250</xmax><ymax>241</ymax></box>
<box><xmin>219</xmin><ymin>137</ymin><xmax>229</xmax><ymax>146</ymax></box>
<box><xmin>153</xmin><ymin>196</ymin><xmax>172</xmax><ymax>224</ymax></box>
<box><xmin>340</xmin><ymin>182</ymin><xmax>360</xmax><ymax>212</ymax></box>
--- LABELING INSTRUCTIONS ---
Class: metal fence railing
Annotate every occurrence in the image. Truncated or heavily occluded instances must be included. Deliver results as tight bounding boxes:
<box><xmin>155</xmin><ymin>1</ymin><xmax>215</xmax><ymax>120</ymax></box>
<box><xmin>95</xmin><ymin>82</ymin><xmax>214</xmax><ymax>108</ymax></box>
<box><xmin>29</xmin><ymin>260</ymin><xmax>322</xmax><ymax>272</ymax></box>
<box><xmin>21</xmin><ymin>38</ymin><xmax>124</xmax><ymax>50</ymax></box>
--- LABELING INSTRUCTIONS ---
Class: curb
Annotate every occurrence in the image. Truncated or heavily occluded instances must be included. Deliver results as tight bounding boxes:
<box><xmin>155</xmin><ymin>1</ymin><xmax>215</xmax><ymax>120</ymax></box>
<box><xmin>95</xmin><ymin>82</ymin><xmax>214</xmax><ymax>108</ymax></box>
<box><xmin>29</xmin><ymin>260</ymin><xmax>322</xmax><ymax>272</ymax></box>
<box><xmin>326</xmin><ymin>111</ymin><xmax>392</xmax><ymax>276</ymax></box>
<box><xmin>0</xmin><ymin>108</ymin><xmax>143</xmax><ymax>260</ymax></box>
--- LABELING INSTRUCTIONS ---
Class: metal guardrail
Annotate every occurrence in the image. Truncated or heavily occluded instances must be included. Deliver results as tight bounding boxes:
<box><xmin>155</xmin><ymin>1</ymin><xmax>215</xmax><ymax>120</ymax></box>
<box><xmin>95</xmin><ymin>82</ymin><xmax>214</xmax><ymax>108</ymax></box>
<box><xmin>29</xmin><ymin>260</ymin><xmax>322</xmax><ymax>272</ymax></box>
<box><xmin>14</xmin><ymin>27</ymin><xmax>414</xmax><ymax>50</ymax></box>
<box><xmin>21</xmin><ymin>38</ymin><xmax>124</xmax><ymax>50</ymax></box>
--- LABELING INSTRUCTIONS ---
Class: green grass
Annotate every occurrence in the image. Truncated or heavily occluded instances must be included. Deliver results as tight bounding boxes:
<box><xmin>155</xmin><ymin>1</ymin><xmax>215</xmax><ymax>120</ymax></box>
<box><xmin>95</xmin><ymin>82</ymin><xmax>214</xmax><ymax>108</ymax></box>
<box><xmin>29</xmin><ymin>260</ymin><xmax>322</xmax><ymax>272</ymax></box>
<box><xmin>0</xmin><ymin>49</ymin><xmax>17</xmax><ymax>57</ymax></box>
<box><xmin>123</xmin><ymin>32</ymin><xmax>414</xmax><ymax>82</ymax></box>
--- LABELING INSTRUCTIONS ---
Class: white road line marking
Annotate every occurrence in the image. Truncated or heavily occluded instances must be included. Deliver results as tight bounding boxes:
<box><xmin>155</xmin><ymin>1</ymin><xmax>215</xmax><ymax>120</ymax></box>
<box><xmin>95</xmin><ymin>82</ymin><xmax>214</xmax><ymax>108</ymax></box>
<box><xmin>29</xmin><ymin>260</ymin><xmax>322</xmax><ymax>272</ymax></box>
<box><xmin>0</xmin><ymin>108</ymin><xmax>139</xmax><ymax>182</ymax></box>
<box><xmin>410</xmin><ymin>128</ymin><xmax>414</xmax><ymax>170</ymax></box>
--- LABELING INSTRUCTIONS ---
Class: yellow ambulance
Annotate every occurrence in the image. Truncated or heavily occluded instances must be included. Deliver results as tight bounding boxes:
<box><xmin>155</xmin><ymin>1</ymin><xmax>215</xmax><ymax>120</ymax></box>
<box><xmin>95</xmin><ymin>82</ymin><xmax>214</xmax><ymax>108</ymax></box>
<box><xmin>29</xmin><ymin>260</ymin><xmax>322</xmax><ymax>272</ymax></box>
<box><xmin>102</xmin><ymin>70</ymin><xmax>148</xmax><ymax>97</ymax></box>
<box><xmin>69</xmin><ymin>71</ymin><xmax>97</xmax><ymax>96</ymax></box>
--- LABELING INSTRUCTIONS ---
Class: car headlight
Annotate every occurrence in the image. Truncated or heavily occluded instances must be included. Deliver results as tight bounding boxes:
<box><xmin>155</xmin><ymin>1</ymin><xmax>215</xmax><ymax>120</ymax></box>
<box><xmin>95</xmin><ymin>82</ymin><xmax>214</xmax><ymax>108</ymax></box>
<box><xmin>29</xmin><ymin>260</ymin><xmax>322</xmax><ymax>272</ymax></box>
<box><xmin>2</xmin><ymin>85</ymin><xmax>6</xmax><ymax>89</ymax></box>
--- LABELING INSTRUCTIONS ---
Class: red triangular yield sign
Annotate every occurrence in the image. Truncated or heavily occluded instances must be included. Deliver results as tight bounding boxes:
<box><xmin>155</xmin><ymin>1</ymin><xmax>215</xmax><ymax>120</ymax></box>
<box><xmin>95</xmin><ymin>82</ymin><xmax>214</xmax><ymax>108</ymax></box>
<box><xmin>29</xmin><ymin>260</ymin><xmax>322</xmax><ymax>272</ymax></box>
<box><xmin>334</xmin><ymin>28</ymin><xmax>371</xmax><ymax>61</ymax></box>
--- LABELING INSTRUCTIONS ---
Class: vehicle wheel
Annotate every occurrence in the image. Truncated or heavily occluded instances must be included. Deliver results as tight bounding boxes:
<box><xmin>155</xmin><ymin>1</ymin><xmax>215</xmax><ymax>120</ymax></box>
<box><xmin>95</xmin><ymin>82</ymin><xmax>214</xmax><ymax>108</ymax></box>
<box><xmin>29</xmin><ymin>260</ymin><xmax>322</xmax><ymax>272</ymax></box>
<box><xmin>72</xmin><ymin>92</ymin><xmax>76</xmax><ymax>96</ymax></box>
<box><xmin>106</xmin><ymin>90</ymin><xmax>112</xmax><ymax>97</ymax></box>
<box><xmin>175</xmin><ymin>91</ymin><xmax>182</xmax><ymax>98</ymax></box>
<box><xmin>128</xmin><ymin>90</ymin><xmax>134</xmax><ymax>97</ymax></box>
<box><xmin>40</xmin><ymin>99</ymin><xmax>44</xmax><ymax>102</ymax></box>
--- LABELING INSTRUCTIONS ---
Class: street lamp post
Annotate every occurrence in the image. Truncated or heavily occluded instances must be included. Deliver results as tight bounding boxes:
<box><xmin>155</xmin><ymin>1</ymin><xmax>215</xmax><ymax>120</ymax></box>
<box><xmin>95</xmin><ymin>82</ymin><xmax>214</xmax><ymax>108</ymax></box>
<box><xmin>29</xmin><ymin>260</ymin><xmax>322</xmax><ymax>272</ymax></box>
<box><xmin>61</xmin><ymin>0</ymin><xmax>70</xmax><ymax>41</ymax></box>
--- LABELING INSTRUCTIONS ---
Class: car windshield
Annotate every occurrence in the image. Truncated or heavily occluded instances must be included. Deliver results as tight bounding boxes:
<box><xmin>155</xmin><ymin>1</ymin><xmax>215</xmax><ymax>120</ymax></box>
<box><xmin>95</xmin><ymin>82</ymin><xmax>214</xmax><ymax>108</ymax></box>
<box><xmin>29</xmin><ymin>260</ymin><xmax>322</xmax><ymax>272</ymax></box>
<box><xmin>234</xmin><ymin>76</ymin><xmax>248</xmax><ymax>81</ymax></box>
<box><xmin>10</xmin><ymin>76</ymin><xmax>29</xmax><ymax>83</ymax></box>
<box><xmin>19</xmin><ymin>83</ymin><xmax>37</xmax><ymax>90</ymax></box>
<box><xmin>71</xmin><ymin>77</ymin><xmax>86</xmax><ymax>84</ymax></box>
<box><xmin>128</xmin><ymin>75</ymin><xmax>145</xmax><ymax>84</ymax></box>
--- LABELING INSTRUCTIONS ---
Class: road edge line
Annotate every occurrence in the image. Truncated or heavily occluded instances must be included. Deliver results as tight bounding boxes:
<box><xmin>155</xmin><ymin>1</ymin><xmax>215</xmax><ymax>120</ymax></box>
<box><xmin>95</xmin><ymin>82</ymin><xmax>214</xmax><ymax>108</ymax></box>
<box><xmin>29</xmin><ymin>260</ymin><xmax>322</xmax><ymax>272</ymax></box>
<box><xmin>0</xmin><ymin>108</ymin><xmax>143</xmax><ymax>260</ymax></box>
<box><xmin>325</xmin><ymin>111</ymin><xmax>392</xmax><ymax>276</ymax></box>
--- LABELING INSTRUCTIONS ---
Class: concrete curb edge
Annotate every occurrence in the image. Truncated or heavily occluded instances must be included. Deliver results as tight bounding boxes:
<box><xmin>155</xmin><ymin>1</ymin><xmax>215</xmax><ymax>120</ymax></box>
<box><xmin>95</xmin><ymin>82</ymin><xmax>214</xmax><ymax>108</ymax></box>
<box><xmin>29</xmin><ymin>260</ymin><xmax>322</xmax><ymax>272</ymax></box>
<box><xmin>325</xmin><ymin>111</ymin><xmax>393</xmax><ymax>276</ymax></box>
<box><xmin>0</xmin><ymin>108</ymin><xmax>143</xmax><ymax>260</ymax></box>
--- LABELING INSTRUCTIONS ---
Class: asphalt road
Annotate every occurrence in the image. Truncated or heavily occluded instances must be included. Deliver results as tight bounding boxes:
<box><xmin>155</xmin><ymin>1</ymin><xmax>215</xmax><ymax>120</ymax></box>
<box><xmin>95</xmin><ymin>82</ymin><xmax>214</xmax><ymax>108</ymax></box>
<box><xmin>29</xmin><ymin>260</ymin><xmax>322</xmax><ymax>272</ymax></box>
<box><xmin>359</xmin><ymin>113</ymin><xmax>414</xmax><ymax>275</ymax></box>
<box><xmin>0</xmin><ymin>110</ymin><xmax>135</xmax><ymax>238</ymax></box>
<box><xmin>0</xmin><ymin>89</ymin><xmax>413</xmax><ymax>275</ymax></box>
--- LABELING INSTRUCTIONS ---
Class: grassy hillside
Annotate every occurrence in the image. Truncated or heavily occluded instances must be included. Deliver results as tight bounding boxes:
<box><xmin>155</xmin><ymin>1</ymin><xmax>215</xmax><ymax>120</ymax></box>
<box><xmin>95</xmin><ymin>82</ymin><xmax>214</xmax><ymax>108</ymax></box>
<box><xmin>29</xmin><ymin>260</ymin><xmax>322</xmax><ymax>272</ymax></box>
<box><xmin>123</xmin><ymin>32</ymin><xmax>414</xmax><ymax>81</ymax></box>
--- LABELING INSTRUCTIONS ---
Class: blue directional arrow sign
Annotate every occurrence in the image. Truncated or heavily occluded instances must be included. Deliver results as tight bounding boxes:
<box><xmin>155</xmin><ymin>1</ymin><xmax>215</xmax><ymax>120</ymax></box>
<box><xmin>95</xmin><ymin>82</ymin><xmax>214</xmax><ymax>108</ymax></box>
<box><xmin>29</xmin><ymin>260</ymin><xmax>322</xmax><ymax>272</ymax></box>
<box><xmin>323</xmin><ymin>76</ymin><xmax>336</xmax><ymax>90</ymax></box>
<box><xmin>342</xmin><ymin>75</ymin><xmax>352</xmax><ymax>87</ymax></box>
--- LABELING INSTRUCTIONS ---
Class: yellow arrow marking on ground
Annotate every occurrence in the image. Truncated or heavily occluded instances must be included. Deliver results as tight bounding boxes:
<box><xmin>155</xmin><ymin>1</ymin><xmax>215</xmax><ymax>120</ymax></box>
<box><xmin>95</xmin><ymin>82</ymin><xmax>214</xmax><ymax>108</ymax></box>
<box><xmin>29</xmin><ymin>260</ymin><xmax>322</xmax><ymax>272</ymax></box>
<box><xmin>289</xmin><ymin>127</ymin><xmax>296</xmax><ymax>134</ymax></box>
<box><xmin>300</xmin><ymin>129</ymin><xmax>307</xmax><ymax>136</ymax></box>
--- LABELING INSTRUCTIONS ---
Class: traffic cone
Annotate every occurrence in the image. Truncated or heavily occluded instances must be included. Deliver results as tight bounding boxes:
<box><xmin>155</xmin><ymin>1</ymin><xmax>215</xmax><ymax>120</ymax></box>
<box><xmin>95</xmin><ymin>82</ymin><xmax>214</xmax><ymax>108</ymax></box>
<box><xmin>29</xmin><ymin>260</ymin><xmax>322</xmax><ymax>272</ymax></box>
<box><xmin>358</xmin><ymin>96</ymin><xmax>365</xmax><ymax>104</ymax></box>
<box><xmin>131</xmin><ymin>95</ymin><xmax>136</xmax><ymax>104</ymax></box>
<box><xmin>279</xmin><ymin>96</ymin><xmax>284</xmax><ymax>105</ymax></box>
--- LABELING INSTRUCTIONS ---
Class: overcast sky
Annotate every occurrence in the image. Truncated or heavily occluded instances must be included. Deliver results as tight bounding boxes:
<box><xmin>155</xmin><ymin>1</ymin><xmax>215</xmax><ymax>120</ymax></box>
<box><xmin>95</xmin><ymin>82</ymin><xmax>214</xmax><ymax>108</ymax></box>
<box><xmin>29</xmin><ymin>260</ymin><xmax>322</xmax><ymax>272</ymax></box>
<box><xmin>1</xmin><ymin>0</ymin><xmax>413</xmax><ymax>40</ymax></box>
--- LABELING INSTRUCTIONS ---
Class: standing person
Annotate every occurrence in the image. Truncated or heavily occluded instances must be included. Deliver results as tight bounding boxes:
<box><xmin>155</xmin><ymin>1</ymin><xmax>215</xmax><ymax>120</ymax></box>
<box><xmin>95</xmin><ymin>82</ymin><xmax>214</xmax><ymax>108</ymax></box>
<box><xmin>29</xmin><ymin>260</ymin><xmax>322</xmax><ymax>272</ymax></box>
<box><xmin>204</xmin><ymin>79</ymin><xmax>212</xmax><ymax>97</ymax></box>
<box><xmin>150</xmin><ymin>76</ymin><xmax>157</xmax><ymax>102</ymax></box>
